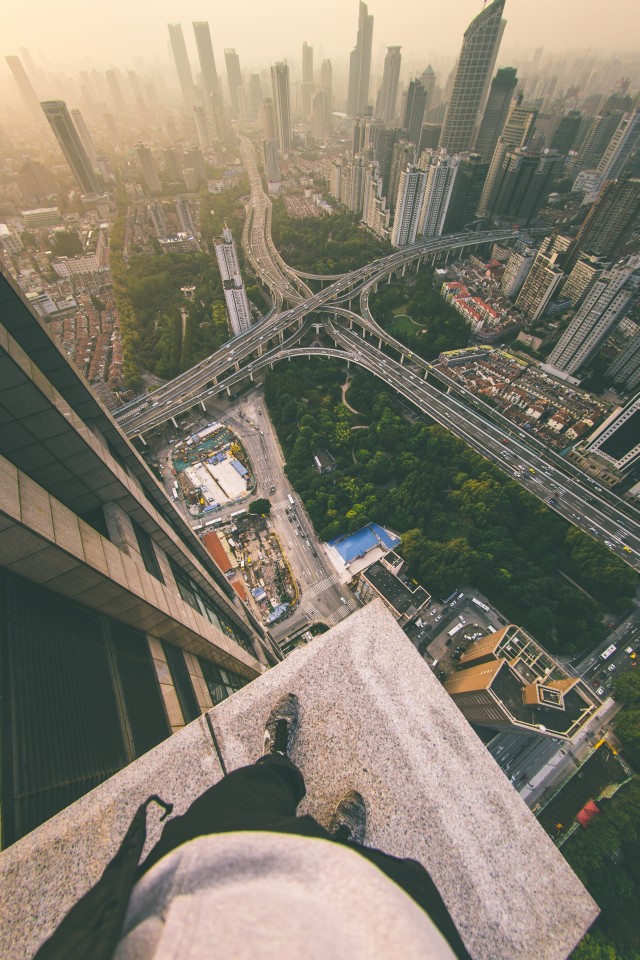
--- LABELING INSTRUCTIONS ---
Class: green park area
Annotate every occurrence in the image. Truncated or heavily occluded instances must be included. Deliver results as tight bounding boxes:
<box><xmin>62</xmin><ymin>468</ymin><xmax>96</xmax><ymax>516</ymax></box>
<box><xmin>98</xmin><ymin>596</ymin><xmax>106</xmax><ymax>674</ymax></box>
<box><xmin>110</xmin><ymin>182</ymin><xmax>259</xmax><ymax>389</ymax></box>
<box><xmin>265</xmin><ymin>358</ymin><xmax>638</xmax><ymax>658</ymax></box>
<box><xmin>270</xmin><ymin>202</ymin><xmax>392</xmax><ymax>274</ymax></box>
<box><xmin>369</xmin><ymin>269</ymin><xmax>471</xmax><ymax>360</ymax></box>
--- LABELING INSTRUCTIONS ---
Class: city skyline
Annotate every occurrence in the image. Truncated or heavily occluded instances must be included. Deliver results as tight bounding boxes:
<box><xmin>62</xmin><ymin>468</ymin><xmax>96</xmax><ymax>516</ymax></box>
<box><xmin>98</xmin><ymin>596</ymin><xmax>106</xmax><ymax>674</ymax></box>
<box><xmin>2</xmin><ymin>0</ymin><xmax>640</xmax><ymax>76</ymax></box>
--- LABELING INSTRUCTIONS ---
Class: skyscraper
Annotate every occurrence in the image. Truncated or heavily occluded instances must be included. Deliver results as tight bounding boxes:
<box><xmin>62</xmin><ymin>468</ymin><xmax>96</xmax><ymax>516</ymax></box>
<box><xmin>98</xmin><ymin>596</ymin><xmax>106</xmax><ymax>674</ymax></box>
<box><xmin>550</xmin><ymin>111</ymin><xmax>582</xmax><ymax>155</ymax></box>
<box><xmin>193</xmin><ymin>22</ymin><xmax>221</xmax><ymax>103</ymax></box>
<box><xmin>194</xmin><ymin>105</ymin><xmax>213</xmax><ymax>152</ymax></box>
<box><xmin>262</xmin><ymin>98</ymin><xmax>277</xmax><ymax>142</ymax></box>
<box><xmin>136</xmin><ymin>142</ymin><xmax>162</xmax><ymax>195</ymax></box>
<box><xmin>477</xmin><ymin>96</ymin><xmax>538</xmax><ymax>218</ymax></box>
<box><xmin>578</xmin><ymin>113</ymin><xmax>622</xmax><ymax>168</ymax></box>
<box><xmin>321</xmin><ymin>60</ymin><xmax>333</xmax><ymax>135</ymax></box>
<box><xmin>474</xmin><ymin>66</ymin><xmax>518</xmax><ymax>162</ymax></box>
<box><xmin>607</xmin><ymin>331</ymin><xmax>640</xmax><ymax>392</ymax></box>
<box><xmin>224</xmin><ymin>49</ymin><xmax>243</xmax><ymax>118</ymax></box>
<box><xmin>417</xmin><ymin>151</ymin><xmax>460</xmax><ymax>237</ymax></box>
<box><xmin>391</xmin><ymin>166</ymin><xmax>427</xmax><ymax>247</ymax></box>
<box><xmin>176</xmin><ymin>197</ymin><xmax>196</xmax><ymax>235</ymax></box>
<box><xmin>515</xmin><ymin>235</ymin><xmax>571</xmax><ymax>322</ymax></box>
<box><xmin>568</xmin><ymin>176</ymin><xmax>640</xmax><ymax>268</ymax></box>
<box><xmin>106</xmin><ymin>69</ymin><xmax>127</xmax><ymax>112</ymax></box>
<box><xmin>388</xmin><ymin>139</ymin><xmax>415</xmax><ymax>210</ymax></box>
<box><xmin>0</xmin><ymin>264</ymin><xmax>270</xmax><ymax>843</ymax></box>
<box><xmin>439</xmin><ymin>0</ymin><xmax>507</xmax><ymax>154</ymax></box>
<box><xmin>70</xmin><ymin>109</ymin><xmax>99</xmax><ymax>174</ymax></box>
<box><xmin>168</xmin><ymin>23</ymin><xmax>196</xmax><ymax>112</ymax></box>
<box><xmin>302</xmin><ymin>42</ymin><xmax>314</xmax><ymax>115</ymax></box>
<box><xmin>41</xmin><ymin>101</ymin><xmax>100</xmax><ymax>195</ymax></box>
<box><xmin>362</xmin><ymin>162</ymin><xmax>390</xmax><ymax>239</ymax></box>
<box><xmin>500</xmin><ymin>245</ymin><xmax>536</xmax><ymax>298</ymax></box>
<box><xmin>442</xmin><ymin>153</ymin><xmax>489</xmax><ymax>233</ymax></box>
<box><xmin>311</xmin><ymin>91</ymin><xmax>325</xmax><ymax>139</ymax></box>
<box><xmin>249</xmin><ymin>75</ymin><xmax>263</xmax><ymax>119</ymax></box>
<box><xmin>271</xmin><ymin>62</ymin><xmax>292</xmax><ymax>153</ymax></box>
<box><xmin>403</xmin><ymin>79</ymin><xmax>428</xmax><ymax>147</ymax></box>
<box><xmin>5</xmin><ymin>55</ymin><xmax>42</xmax><ymax>121</ymax></box>
<box><xmin>490</xmin><ymin>148</ymin><xmax>564</xmax><ymax>226</ymax></box>
<box><xmin>596</xmin><ymin>110</ymin><xmax>640</xmax><ymax>183</ymax></box>
<box><xmin>546</xmin><ymin>255</ymin><xmax>640</xmax><ymax>377</ymax></box>
<box><xmin>263</xmin><ymin>139</ymin><xmax>281</xmax><ymax>189</ymax></box>
<box><xmin>376</xmin><ymin>47</ymin><xmax>402</xmax><ymax>128</ymax></box>
<box><xmin>347</xmin><ymin>2</ymin><xmax>374</xmax><ymax>117</ymax></box>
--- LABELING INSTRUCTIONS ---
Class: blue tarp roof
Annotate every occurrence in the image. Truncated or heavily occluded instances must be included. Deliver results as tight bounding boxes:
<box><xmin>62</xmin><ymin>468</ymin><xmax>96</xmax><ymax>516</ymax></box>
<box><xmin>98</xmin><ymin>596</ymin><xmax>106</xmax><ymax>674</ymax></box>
<box><xmin>327</xmin><ymin>523</ymin><xmax>400</xmax><ymax>564</ymax></box>
<box><xmin>230</xmin><ymin>458</ymin><xmax>248</xmax><ymax>476</ymax></box>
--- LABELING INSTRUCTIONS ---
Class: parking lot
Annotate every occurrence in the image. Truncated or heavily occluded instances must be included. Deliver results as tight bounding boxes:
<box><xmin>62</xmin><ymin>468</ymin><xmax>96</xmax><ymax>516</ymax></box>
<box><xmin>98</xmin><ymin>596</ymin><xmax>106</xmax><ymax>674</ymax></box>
<box><xmin>408</xmin><ymin>589</ymin><xmax>509</xmax><ymax>681</ymax></box>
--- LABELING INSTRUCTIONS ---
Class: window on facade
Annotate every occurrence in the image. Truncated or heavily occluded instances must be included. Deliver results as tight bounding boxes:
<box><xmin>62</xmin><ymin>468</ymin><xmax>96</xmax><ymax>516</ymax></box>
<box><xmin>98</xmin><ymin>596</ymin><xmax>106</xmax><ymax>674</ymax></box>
<box><xmin>162</xmin><ymin>641</ymin><xmax>201</xmax><ymax>723</ymax></box>
<box><xmin>132</xmin><ymin>518</ymin><xmax>165</xmax><ymax>583</ymax></box>
<box><xmin>199</xmin><ymin>658</ymin><xmax>249</xmax><ymax>705</ymax></box>
<box><xmin>169</xmin><ymin>560</ymin><xmax>255</xmax><ymax>657</ymax></box>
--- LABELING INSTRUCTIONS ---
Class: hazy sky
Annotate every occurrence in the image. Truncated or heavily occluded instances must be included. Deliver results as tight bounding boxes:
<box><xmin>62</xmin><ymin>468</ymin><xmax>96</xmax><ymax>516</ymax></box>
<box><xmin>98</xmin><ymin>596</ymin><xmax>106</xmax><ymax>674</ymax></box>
<box><xmin>3</xmin><ymin>0</ymin><xmax>640</xmax><ymax>72</ymax></box>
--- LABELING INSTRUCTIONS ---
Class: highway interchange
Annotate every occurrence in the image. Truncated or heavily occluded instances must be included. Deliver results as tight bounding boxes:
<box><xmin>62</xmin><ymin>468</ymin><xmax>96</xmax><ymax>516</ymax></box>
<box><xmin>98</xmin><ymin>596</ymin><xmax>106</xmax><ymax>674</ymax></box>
<box><xmin>115</xmin><ymin>134</ymin><xmax>640</xmax><ymax>803</ymax></box>
<box><xmin>115</xmin><ymin>137</ymin><xmax>640</xmax><ymax>575</ymax></box>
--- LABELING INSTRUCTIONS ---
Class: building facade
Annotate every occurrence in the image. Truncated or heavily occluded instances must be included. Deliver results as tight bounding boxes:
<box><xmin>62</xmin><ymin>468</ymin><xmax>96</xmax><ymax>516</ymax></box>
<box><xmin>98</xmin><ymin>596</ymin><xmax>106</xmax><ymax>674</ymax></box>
<box><xmin>41</xmin><ymin>100</ymin><xmax>100</xmax><ymax>196</ymax></box>
<box><xmin>0</xmin><ymin>264</ymin><xmax>276</xmax><ymax>846</ymax></box>
<box><xmin>439</xmin><ymin>0</ymin><xmax>506</xmax><ymax>154</ymax></box>
<box><xmin>547</xmin><ymin>255</ymin><xmax>640</xmax><ymax>377</ymax></box>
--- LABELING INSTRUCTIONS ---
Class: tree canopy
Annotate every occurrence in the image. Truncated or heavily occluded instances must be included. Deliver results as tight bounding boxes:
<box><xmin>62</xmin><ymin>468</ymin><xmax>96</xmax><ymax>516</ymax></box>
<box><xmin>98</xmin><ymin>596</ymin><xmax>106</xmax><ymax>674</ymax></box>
<box><xmin>265</xmin><ymin>358</ymin><xmax>637</xmax><ymax>655</ymax></box>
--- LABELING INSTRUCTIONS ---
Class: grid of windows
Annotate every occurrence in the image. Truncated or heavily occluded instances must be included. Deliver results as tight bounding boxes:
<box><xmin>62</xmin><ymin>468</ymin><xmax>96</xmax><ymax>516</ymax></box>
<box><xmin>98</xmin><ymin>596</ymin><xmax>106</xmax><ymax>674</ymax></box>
<box><xmin>199</xmin><ymin>658</ymin><xmax>249</xmax><ymax>705</ymax></box>
<box><xmin>169</xmin><ymin>560</ymin><xmax>255</xmax><ymax>657</ymax></box>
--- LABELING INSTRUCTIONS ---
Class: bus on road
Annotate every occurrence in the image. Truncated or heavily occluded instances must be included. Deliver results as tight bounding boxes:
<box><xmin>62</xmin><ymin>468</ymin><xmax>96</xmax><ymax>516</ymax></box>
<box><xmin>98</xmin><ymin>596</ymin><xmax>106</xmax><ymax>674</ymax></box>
<box><xmin>471</xmin><ymin>597</ymin><xmax>490</xmax><ymax>612</ymax></box>
<box><xmin>600</xmin><ymin>644</ymin><xmax>617</xmax><ymax>661</ymax></box>
<box><xmin>448</xmin><ymin>622</ymin><xmax>464</xmax><ymax>638</ymax></box>
<box><xmin>287</xmin><ymin>494</ymin><xmax>295</xmax><ymax>506</ymax></box>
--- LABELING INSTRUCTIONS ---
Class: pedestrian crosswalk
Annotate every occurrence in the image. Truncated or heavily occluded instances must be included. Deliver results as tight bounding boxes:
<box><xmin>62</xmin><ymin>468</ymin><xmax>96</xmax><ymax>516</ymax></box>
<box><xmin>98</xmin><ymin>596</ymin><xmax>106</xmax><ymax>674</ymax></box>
<box><xmin>301</xmin><ymin>572</ymin><xmax>340</xmax><ymax>603</ymax></box>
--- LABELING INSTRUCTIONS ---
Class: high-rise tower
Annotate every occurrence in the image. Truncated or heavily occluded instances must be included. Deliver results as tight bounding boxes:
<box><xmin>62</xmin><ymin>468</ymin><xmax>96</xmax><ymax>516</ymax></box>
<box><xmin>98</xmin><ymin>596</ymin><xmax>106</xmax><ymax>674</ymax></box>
<box><xmin>5</xmin><ymin>55</ymin><xmax>42</xmax><ymax>121</ymax></box>
<box><xmin>403</xmin><ymin>78</ymin><xmax>428</xmax><ymax>147</ymax></box>
<box><xmin>477</xmin><ymin>95</ymin><xmax>537</xmax><ymax>218</ymax></box>
<box><xmin>271</xmin><ymin>62</ymin><xmax>292</xmax><ymax>153</ymax></box>
<box><xmin>41</xmin><ymin>101</ymin><xmax>100</xmax><ymax>195</ymax></box>
<box><xmin>376</xmin><ymin>47</ymin><xmax>402</xmax><ymax>128</ymax></box>
<box><xmin>167</xmin><ymin>23</ymin><xmax>196</xmax><ymax>112</ymax></box>
<box><xmin>321</xmin><ymin>60</ymin><xmax>333</xmax><ymax>135</ymax></box>
<box><xmin>417</xmin><ymin>151</ymin><xmax>460</xmax><ymax>237</ymax></box>
<box><xmin>70</xmin><ymin>109</ymin><xmax>99</xmax><ymax>175</ymax></box>
<box><xmin>136</xmin><ymin>142</ymin><xmax>162</xmax><ymax>195</ymax></box>
<box><xmin>546</xmin><ymin>255</ymin><xmax>640</xmax><ymax>377</ymax></box>
<box><xmin>302</xmin><ymin>42</ymin><xmax>314</xmax><ymax>115</ymax></box>
<box><xmin>0</xmin><ymin>263</ymin><xmax>271</xmax><ymax>844</ymax></box>
<box><xmin>224</xmin><ymin>49</ymin><xmax>243</xmax><ymax>118</ymax></box>
<box><xmin>596</xmin><ymin>110</ymin><xmax>640</xmax><ymax>183</ymax></box>
<box><xmin>193</xmin><ymin>22</ymin><xmax>221</xmax><ymax>103</ymax></box>
<box><xmin>567</xmin><ymin>176</ymin><xmax>640</xmax><ymax>269</ymax></box>
<box><xmin>439</xmin><ymin>0</ymin><xmax>507</xmax><ymax>154</ymax></box>
<box><xmin>474</xmin><ymin>66</ymin><xmax>518</xmax><ymax>162</ymax></box>
<box><xmin>391</xmin><ymin>166</ymin><xmax>427</xmax><ymax>247</ymax></box>
<box><xmin>347</xmin><ymin>2</ymin><xmax>374</xmax><ymax>117</ymax></box>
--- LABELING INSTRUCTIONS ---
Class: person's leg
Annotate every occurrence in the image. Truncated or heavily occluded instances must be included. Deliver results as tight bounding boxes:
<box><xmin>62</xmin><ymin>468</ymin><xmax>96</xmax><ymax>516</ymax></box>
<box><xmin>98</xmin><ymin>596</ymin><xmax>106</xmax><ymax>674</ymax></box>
<box><xmin>139</xmin><ymin>753</ymin><xmax>315</xmax><ymax>876</ymax></box>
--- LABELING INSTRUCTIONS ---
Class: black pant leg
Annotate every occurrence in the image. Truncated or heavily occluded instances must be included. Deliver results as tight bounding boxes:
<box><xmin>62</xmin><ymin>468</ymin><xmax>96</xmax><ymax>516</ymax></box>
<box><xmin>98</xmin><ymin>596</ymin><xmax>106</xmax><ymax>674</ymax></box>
<box><xmin>139</xmin><ymin>754</ymin><xmax>313</xmax><ymax>876</ymax></box>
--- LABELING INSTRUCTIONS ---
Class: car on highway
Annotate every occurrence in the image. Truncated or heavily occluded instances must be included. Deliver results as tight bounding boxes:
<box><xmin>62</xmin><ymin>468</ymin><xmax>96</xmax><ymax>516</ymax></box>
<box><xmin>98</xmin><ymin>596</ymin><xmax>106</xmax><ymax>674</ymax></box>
<box><xmin>607</xmin><ymin>663</ymin><xmax>616</xmax><ymax>672</ymax></box>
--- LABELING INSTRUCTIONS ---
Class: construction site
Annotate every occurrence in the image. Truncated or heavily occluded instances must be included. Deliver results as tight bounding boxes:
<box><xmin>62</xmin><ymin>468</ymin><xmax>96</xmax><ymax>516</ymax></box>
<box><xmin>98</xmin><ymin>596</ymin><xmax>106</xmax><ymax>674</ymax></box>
<box><xmin>201</xmin><ymin>514</ymin><xmax>298</xmax><ymax>627</ymax></box>
<box><xmin>170</xmin><ymin>421</ymin><xmax>254</xmax><ymax>517</ymax></box>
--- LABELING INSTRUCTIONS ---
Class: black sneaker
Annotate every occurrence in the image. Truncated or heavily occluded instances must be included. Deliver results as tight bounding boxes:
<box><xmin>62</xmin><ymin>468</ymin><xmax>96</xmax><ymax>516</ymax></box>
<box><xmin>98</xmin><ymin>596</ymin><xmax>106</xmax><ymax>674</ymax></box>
<box><xmin>328</xmin><ymin>790</ymin><xmax>367</xmax><ymax>844</ymax></box>
<box><xmin>263</xmin><ymin>693</ymin><xmax>299</xmax><ymax>757</ymax></box>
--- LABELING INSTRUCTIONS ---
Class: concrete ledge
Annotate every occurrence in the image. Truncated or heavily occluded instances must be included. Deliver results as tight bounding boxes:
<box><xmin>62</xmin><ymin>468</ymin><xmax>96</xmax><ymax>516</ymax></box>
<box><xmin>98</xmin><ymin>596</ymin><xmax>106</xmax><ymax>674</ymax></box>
<box><xmin>0</xmin><ymin>601</ymin><xmax>597</xmax><ymax>959</ymax></box>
